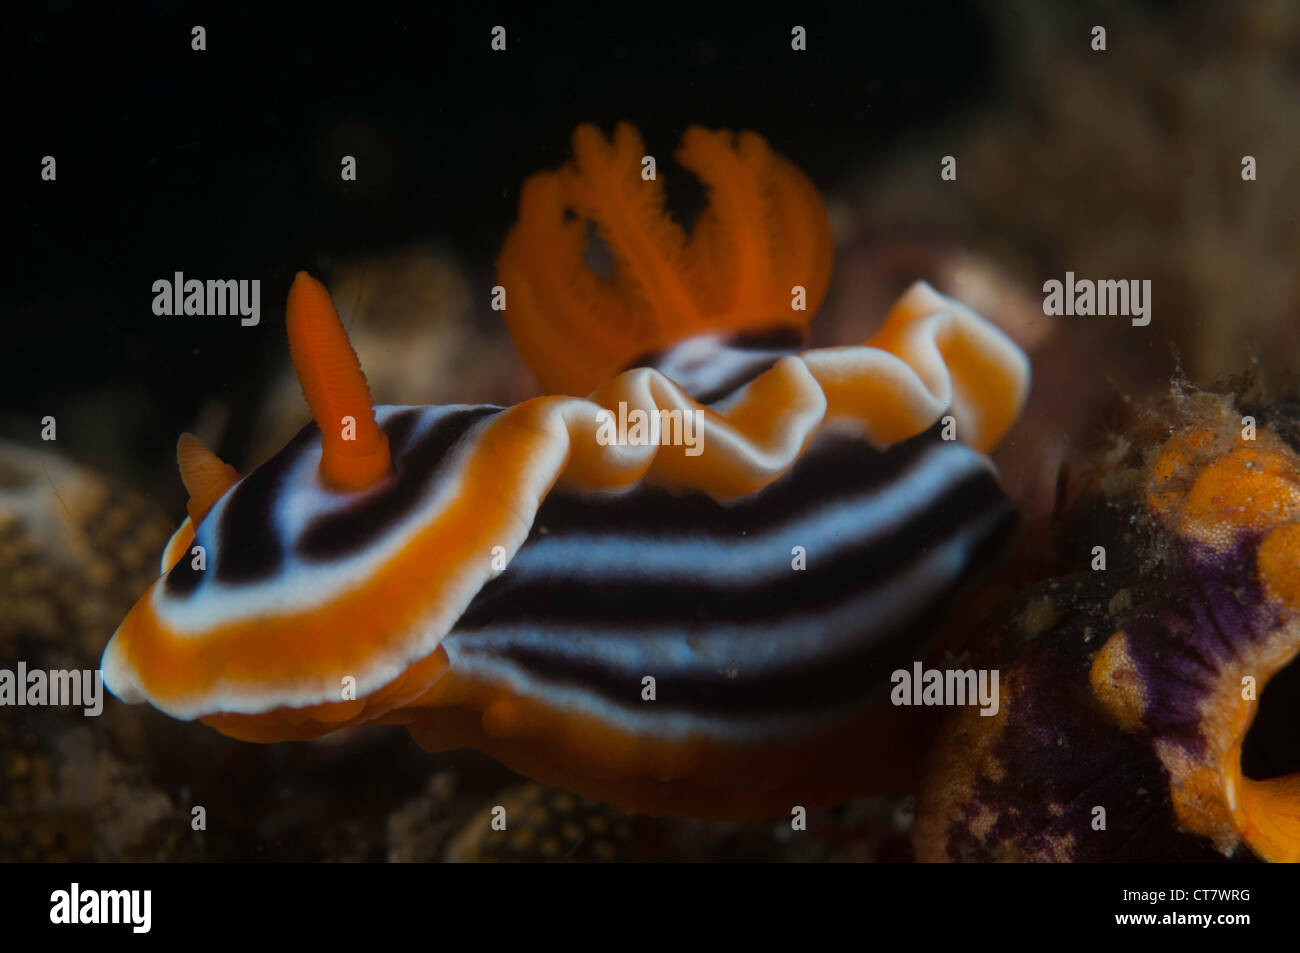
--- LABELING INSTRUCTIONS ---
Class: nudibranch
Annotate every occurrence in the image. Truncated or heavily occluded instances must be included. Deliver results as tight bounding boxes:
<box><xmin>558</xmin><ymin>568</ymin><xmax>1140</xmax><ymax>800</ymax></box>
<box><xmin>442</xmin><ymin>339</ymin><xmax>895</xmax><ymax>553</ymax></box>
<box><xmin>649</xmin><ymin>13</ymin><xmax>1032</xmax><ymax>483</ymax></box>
<box><xmin>915</xmin><ymin>389</ymin><xmax>1300</xmax><ymax>861</ymax></box>
<box><xmin>102</xmin><ymin>122</ymin><xmax>1030</xmax><ymax>818</ymax></box>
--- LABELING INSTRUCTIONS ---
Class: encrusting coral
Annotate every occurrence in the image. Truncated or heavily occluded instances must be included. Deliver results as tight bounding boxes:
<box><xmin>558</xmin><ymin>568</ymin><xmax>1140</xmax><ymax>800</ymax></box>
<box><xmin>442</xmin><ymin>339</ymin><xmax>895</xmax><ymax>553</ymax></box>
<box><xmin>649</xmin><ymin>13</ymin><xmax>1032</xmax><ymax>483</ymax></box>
<box><xmin>915</xmin><ymin>383</ymin><xmax>1300</xmax><ymax>862</ymax></box>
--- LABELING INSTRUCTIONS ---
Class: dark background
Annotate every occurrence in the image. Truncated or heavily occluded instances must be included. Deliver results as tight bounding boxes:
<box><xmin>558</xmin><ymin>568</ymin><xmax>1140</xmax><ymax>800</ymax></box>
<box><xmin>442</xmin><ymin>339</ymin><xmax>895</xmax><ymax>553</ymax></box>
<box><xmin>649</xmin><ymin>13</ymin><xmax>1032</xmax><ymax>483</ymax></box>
<box><xmin>10</xmin><ymin>1</ymin><xmax>1000</xmax><ymax>488</ymax></box>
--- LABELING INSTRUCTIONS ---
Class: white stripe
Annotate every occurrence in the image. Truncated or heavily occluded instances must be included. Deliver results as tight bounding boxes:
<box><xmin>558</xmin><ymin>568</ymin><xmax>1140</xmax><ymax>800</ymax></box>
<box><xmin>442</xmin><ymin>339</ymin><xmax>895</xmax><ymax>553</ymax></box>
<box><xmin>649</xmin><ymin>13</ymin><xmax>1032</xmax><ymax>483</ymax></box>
<box><xmin>442</xmin><ymin>505</ymin><xmax>1008</xmax><ymax>741</ymax></box>
<box><xmin>510</xmin><ymin>440</ymin><xmax>989</xmax><ymax>585</ymax></box>
<box><xmin>151</xmin><ymin>405</ymin><xmax>489</xmax><ymax>633</ymax></box>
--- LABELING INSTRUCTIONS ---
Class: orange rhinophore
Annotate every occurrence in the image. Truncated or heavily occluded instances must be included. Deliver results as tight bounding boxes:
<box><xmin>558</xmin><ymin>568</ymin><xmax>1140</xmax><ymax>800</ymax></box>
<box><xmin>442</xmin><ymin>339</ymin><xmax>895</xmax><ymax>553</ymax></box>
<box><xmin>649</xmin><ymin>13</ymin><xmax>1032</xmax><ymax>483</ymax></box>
<box><xmin>177</xmin><ymin>433</ymin><xmax>240</xmax><ymax>524</ymax></box>
<box><xmin>286</xmin><ymin>271</ymin><xmax>392</xmax><ymax>490</ymax></box>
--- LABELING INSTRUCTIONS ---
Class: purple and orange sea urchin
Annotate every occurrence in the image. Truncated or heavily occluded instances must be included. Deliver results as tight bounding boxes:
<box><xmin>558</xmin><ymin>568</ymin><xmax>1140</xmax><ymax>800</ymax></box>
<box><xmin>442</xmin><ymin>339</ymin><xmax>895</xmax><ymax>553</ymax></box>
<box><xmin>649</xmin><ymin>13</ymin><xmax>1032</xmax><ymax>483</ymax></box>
<box><xmin>916</xmin><ymin>388</ymin><xmax>1300</xmax><ymax>862</ymax></box>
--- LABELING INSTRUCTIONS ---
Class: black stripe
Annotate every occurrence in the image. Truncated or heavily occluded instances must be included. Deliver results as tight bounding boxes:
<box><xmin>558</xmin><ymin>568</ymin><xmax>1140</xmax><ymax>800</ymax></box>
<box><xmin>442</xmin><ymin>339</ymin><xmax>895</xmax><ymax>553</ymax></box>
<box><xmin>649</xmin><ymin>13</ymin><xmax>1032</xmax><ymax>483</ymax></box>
<box><xmin>164</xmin><ymin>407</ymin><xmax>488</xmax><ymax>595</ymax></box>
<box><xmin>525</xmin><ymin>426</ymin><xmax>946</xmax><ymax>542</ymax></box>
<box><xmin>449</xmin><ymin>503</ymin><xmax>1014</xmax><ymax>718</ymax></box>
<box><xmin>446</xmin><ymin>430</ymin><xmax>1017</xmax><ymax>715</ymax></box>
<box><xmin>697</xmin><ymin>329</ymin><xmax>808</xmax><ymax>405</ymax></box>
<box><xmin>296</xmin><ymin>406</ymin><xmax>500</xmax><ymax>561</ymax></box>
<box><xmin>161</xmin><ymin>549</ymin><xmax>205</xmax><ymax>595</ymax></box>
<box><xmin>623</xmin><ymin>327</ymin><xmax>805</xmax><ymax>405</ymax></box>
<box><xmin>728</xmin><ymin>328</ymin><xmax>807</xmax><ymax>352</ymax></box>
<box><xmin>212</xmin><ymin>423</ymin><xmax>322</xmax><ymax>584</ymax></box>
<box><xmin>162</xmin><ymin>422</ymin><xmax>319</xmax><ymax>594</ymax></box>
<box><xmin>380</xmin><ymin>407</ymin><xmax>424</xmax><ymax>458</ymax></box>
<box><xmin>623</xmin><ymin>325</ymin><xmax>803</xmax><ymax>372</ymax></box>
<box><xmin>456</xmin><ymin>452</ymin><xmax>1006</xmax><ymax>629</ymax></box>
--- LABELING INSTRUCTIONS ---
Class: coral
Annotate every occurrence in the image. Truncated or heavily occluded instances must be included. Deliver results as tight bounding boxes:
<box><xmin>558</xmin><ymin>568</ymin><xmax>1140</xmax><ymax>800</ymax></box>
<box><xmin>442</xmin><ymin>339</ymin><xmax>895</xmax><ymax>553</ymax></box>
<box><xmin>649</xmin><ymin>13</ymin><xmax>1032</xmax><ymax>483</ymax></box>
<box><xmin>916</xmin><ymin>385</ymin><xmax>1300</xmax><ymax>861</ymax></box>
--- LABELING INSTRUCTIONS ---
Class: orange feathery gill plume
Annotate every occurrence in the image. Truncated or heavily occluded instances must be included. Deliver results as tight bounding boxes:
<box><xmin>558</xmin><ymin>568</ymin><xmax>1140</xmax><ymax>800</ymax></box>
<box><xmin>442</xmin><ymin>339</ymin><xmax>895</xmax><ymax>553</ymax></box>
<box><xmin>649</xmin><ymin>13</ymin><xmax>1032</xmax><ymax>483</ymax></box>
<box><xmin>497</xmin><ymin>122</ymin><xmax>834</xmax><ymax>396</ymax></box>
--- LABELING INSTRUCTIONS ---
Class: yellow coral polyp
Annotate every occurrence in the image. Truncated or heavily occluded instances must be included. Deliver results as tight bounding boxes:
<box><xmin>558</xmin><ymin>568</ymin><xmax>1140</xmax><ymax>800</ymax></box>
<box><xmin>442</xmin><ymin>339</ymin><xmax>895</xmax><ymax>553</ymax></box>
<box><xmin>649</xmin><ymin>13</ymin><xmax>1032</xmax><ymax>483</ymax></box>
<box><xmin>1179</xmin><ymin>448</ymin><xmax>1300</xmax><ymax>546</ymax></box>
<box><xmin>1259</xmin><ymin>522</ymin><xmax>1300</xmax><ymax>610</ymax></box>
<box><xmin>1145</xmin><ymin>426</ymin><xmax>1223</xmax><ymax>520</ymax></box>
<box><xmin>1147</xmin><ymin>428</ymin><xmax>1300</xmax><ymax>549</ymax></box>
<box><xmin>1089</xmin><ymin>630</ymin><xmax>1146</xmax><ymax>733</ymax></box>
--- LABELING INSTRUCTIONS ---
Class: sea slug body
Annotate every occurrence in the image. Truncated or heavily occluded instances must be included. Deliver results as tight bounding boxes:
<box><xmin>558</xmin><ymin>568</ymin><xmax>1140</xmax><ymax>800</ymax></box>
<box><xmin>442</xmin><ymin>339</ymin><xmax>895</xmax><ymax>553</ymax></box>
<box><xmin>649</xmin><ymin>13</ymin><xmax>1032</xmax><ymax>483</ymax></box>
<box><xmin>102</xmin><ymin>123</ymin><xmax>1030</xmax><ymax>818</ymax></box>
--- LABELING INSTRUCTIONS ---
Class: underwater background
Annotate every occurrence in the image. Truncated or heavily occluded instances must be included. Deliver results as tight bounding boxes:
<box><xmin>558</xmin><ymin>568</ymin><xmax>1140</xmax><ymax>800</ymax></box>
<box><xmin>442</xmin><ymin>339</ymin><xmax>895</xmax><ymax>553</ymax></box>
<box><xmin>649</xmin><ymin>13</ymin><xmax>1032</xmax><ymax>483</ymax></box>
<box><xmin>8</xmin><ymin>0</ymin><xmax>1300</xmax><ymax>860</ymax></box>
